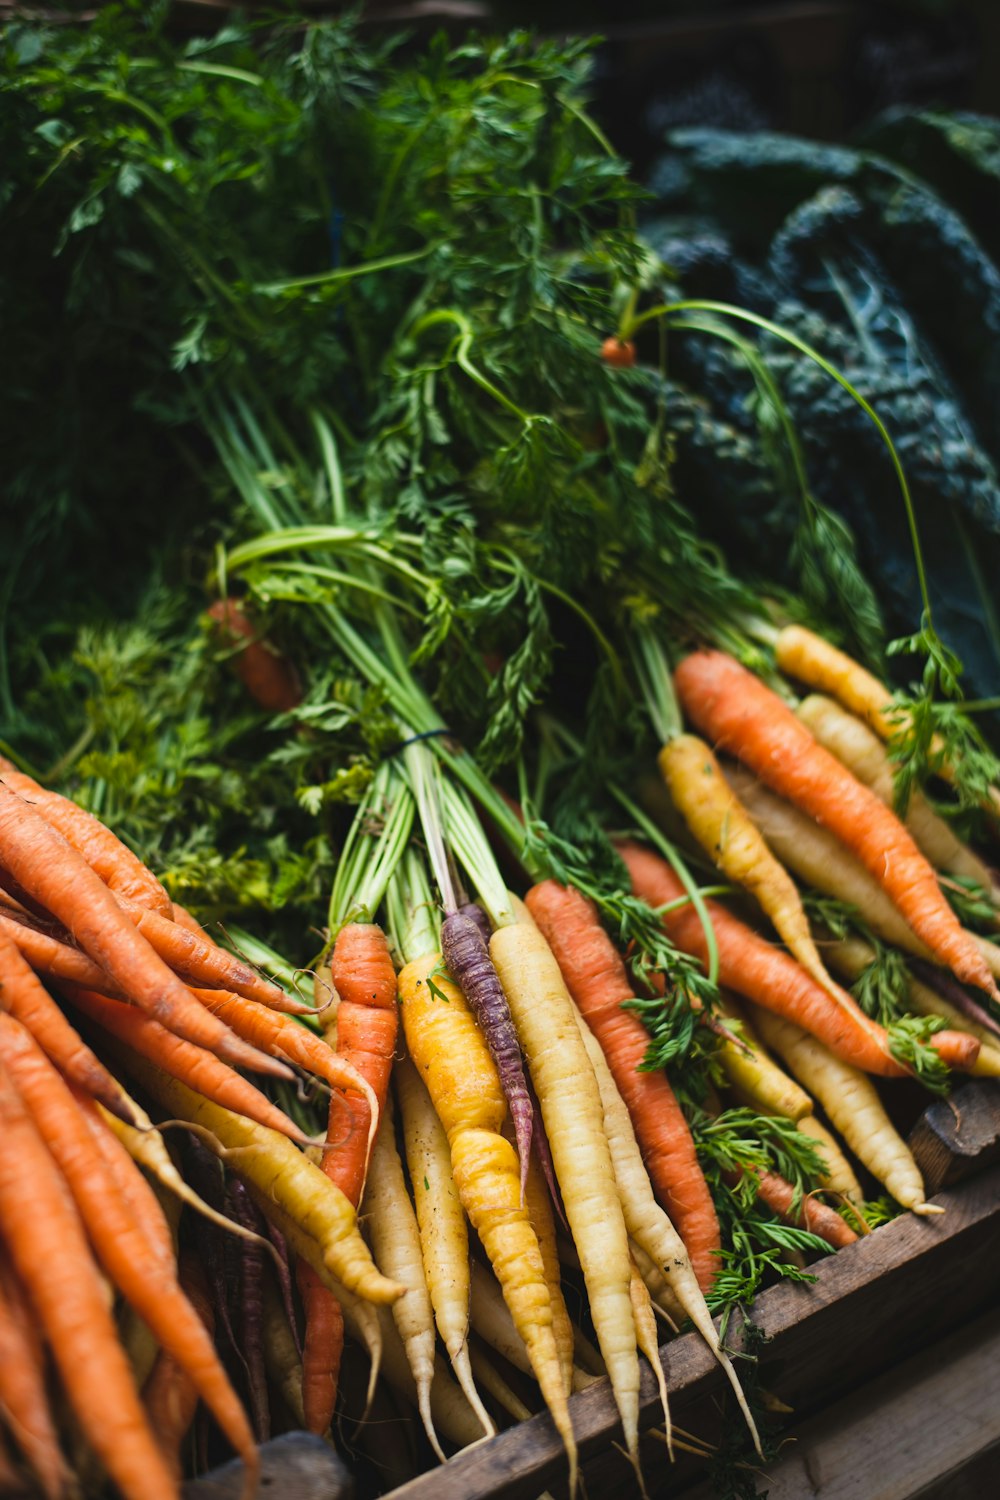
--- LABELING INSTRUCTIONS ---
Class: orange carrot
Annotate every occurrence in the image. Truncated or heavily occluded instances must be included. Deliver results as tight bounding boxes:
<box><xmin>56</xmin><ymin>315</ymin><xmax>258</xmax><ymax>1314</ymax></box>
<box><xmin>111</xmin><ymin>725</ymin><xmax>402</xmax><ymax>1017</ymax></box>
<box><xmin>114</xmin><ymin>895</ymin><xmax>308</xmax><ymax>1014</ymax></box>
<box><xmin>73</xmin><ymin>1086</ymin><xmax>176</xmax><ymax>1274</ymax></box>
<box><xmin>674</xmin><ymin>649</ymin><xmax>999</xmax><ymax>1000</ymax></box>
<box><xmin>0</xmin><ymin>1014</ymin><xmax>258</xmax><ymax>1493</ymax></box>
<box><xmin>189</xmin><ymin>985</ymin><xmax>378</xmax><ymax>1140</ymax></box>
<box><xmin>617</xmin><ymin>840</ymin><xmax>979</xmax><ymax>1077</ymax></box>
<box><xmin>208</xmin><ymin>598</ymin><xmax>302</xmax><ymax>713</ymax></box>
<box><xmin>142</xmin><ymin>1252</ymin><xmax>216</xmax><ymax>1482</ymax></box>
<box><xmin>0</xmin><ymin>1053</ymin><xmax>180</xmax><ymax>1500</ymax></box>
<box><xmin>0</xmin><ymin>930</ymin><xmax>134</xmax><ymax>1122</ymax></box>
<box><xmin>743</xmin><ymin>1169</ymin><xmax>858</xmax><ymax>1250</ymax></box>
<box><xmin>0</xmin><ymin>907</ymin><xmax>122</xmax><ymax>991</ymax></box>
<box><xmin>59</xmin><ymin>986</ymin><xmax>310</xmax><ymax>1144</ymax></box>
<box><xmin>0</xmin><ymin>760</ymin><xmax>172</xmax><ymax>918</ymax></box>
<box><xmin>524</xmin><ymin>880</ymin><xmax>721</xmax><ymax>1294</ymax></box>
<box><xmin>300</xmin><ymin>922</ymin><xmax>398</xmax><ymax>1436</ymax></box>
<box><xmin>0</xmin><ymin>1252</ymin><xmax>69</xmax><ymax>1500</ymax></box>
<box><xmin>0</xmin><ymin>786</ymin><xmax>283</xmax><ymax>1073</ymax></box>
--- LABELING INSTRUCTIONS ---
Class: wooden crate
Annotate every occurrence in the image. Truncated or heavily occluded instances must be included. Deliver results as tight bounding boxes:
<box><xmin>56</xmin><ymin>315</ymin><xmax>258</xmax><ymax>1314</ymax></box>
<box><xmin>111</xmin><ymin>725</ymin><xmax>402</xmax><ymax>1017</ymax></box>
<box><xmin>184</xmin><ymin>1081</ymin><xmax>1000</xmax><ymax>1500</ymax></box>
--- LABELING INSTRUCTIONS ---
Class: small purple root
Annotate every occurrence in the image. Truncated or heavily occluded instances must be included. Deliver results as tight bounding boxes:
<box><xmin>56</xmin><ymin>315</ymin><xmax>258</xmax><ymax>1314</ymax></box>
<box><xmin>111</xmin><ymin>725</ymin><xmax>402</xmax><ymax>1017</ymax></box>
<box><xmin>907</xmin><ymin>957</ymin><xmax>1000</xmax><ymax>1040</ymax></box>
<box><xmin>442</xmin><ymin>910</ymin><xmax>533</xmax><ymax>1200</ymax></box>
<box><xmin>184</xmin><ymin>1136</ymin><xmax>245</xmax><ymax>1373</ymax></box>
<box><xmin>265</xmin><ymin>1220</ymin><xmax>302</xmax><ymax>1360</ymax></box>
<box><xmin>227</xmin><ymin>1179</ymin><xmax>271</xmax><ymax>1443</ymax></box>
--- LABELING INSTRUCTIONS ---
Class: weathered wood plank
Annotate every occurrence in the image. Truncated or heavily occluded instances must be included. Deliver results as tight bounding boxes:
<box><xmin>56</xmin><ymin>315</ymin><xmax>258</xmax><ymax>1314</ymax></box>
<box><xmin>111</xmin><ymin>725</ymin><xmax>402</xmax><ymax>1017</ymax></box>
<box><xmin>381</xmin><ymin>1163</ymin><xmax>1000</xmax><ymax>1500</ymax></box>
<box><xmin>680</xmin><ymin>1306</ymin><xmax>1000</xmax><ymax>1499</ymax></box>
<box><xmin>908</xmin><ymin>1079</ymin><xmax>1000</xmax><ymax>1194</ymax></box>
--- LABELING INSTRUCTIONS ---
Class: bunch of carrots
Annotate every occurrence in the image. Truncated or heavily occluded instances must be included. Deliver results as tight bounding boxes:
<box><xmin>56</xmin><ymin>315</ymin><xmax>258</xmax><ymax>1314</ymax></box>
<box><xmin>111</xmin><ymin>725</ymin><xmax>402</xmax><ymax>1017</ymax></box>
<box><xmin>5</xmin><ymin>593</ymin><xmax>1000</xmax><ymax>1498</ymax></box>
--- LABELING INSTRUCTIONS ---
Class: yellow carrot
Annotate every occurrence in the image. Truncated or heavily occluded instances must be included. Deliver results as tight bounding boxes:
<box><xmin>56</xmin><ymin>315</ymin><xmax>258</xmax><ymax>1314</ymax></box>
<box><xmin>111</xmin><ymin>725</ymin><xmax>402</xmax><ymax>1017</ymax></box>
<box><xmin>522</xmin><ymin>1133</ymin><xmax>575</xmax><ymax>1399</ymax></box>
<box><xmin>571</xmin><ymin>1008</ymin><xmax>761</xmax><ymax>1453</ymax></box>
<box><xmin>794</xmin><ymin>1116</ymin><xmax>863</xmax><ymax>1207</ymax></box>
<box><xmin>398</xmin><ymin>951</ymin><xmax>575</xmax><ymax>1485</ymax></box>
<box><xmin>362</xmin><ymin>1094</ymin><xmax>442</xmax><ymax>1459</ymax></box>
<box><xmin>797</xmin><ymin>695</ymin><xmax>997</xmax><ymax>899</ymax></box>
<box><xmin>715</xmin><ymin>994</ymin><xmax>813</xmax><ymax>1121</ymax></box>
<box><xmin>489</xmin><ymin>921</ymin><xmax>639</xmax><ymax>1469</ymax></box>
<box><xmin>395</xmin><ymin>1054</ymin><xmax>494</xmax><ymax>1438</ymax></box>
<box><xmin>750</xmin><ymin>1008</ymin><xmax>936</xmax><ymax>1213</ymax></box>
<box><xmin>775</xmin><ymin>624</ymin><xmax>1000</xmax><ymax>820</ymax></box>
<box><xmin>109</xmin><ymin>1051</ymin><xmax>404</xmax><ymax>1303</ymax></box>
<box><xmin>660</xmin><ymin>733</ymin><xmax>840</xmax><ymax>994</ymax></box>
<box><xmin>629</xmin><ymin>1260</ymin><xmax>670</xmax><ymax>1454</ymax></box>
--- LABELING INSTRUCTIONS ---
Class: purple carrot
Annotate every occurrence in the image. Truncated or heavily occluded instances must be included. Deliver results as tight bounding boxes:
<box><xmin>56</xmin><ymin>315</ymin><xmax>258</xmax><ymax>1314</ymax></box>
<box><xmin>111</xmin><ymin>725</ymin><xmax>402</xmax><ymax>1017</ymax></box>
<box><xmin>907</xmin><ymin>957</ymin><xmax>1000</xmax><ymax>1041</ymax></box>
<box><xmin>526</xmin><ymin>1069</ymin><xmax>566</xmax><ymax>1228</ymax></box>
<box><xmin>457</xmin><ymin>900</ymin><xmax>492</xmax><ymax>948</ymax></box>
<box><xmin>441</xmin><ymin>910</ymin><xmax>534</xmax><ymax>1200</ymax></box>
<box><xmin>265</xmin><ymin>1220</ymin><xmax>302</xmax><ymax>1360</ymax></box>
<box><xmin>184</xmin><ymin>1136</ymin><xmax>246</xmax><ymax>1373</ymax></box>
<box><xmin>226</xmin><ymin>1178</ymin><xmax>271</xmax><ymax>1443</ymax></box>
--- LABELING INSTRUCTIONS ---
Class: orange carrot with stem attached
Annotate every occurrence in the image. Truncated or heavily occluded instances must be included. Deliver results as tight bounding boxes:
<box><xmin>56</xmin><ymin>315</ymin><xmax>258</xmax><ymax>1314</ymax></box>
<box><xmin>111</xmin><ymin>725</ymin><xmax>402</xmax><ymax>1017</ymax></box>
<box><xmin>300</xmin><ymin>921</ymin><xmax>398</xmax><ymax>1436</ymax></box>
<box><xmin>0</xmin><ymin>785</ymin><xmax>286</xmax><ymax>1073</ymax></box>
<box><xmin>0</xmin><ymin>930</ymin><xmax>134</xmax><ymax>1122</ymax></box>
<box><xmin>617</xmin><ymin>840</ymin><xmax>979</xmax><ymax>1077</ymax></box>
<box><xmin>0</xmin><ymin>1053</ymin><xmax>181</xmax><ymax>1500</ymax></box>
<box><xmin>674</xmin><ymin>649</ymin><xmax>999</xmax><ymax>1000</ymax></box>
<box><xmin>524</xmin><ymin>879</ymin><xmax>721</xmax><ymax>1294</ymax></box>
<box><xmin>0</xmin><ymin>760</ymin><xmax>173</xmax><ymax>917</ymax></box>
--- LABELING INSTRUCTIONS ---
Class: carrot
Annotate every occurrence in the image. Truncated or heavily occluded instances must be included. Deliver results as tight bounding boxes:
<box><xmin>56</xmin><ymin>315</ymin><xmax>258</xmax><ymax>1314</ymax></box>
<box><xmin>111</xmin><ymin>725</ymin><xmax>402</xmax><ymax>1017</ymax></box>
<box><xmin>714</xmin><ymin>992</ymin><xmax>813</xmax><ymax>1122</ymax></box>
<box><xmin>142</xmin><ymin>1251</ymin><xmax>215</xmax><ymax>1483</ymax></box>
<box><xmin>113</xmin><ymin>896</ymin><xmax>309</xmax><ymax>1015</ymax></box>
<box><xmin>742</xmin><ymin>1167</ymin><xmax>859</xmax><ymax>1250</ymax></box>
<box><xmin>299</xmin><ymin>920</ymin><xmax>398</xmax><ymax>1435</ymax></box>
<box><xmin>395</xmin><ymin>1053</ymin><xmax>495</xmax><ymax>1437</ymax></box>
<box><xmin>796</xmin><ymin>696</ymin><xmax>999</xmax><ymax>901</ymax></box>
<box><xmin>115</xmin><ymin>1048</ymin><xmax>403</xmax><ymax>1306</ymax></box>
<box><xmin>73</xmin><ymin>1086</ymin><xmax>177</xmax><ymax>1273</ymax></box>
<box><xmin>362</xmin><ymin>1094</ymin><xmax>442</xmax><ymax>1459</ymax></box>
<box><xmin>375</xmin><ymin>1307</ymin><xmax>487</xmax><ymax>1452</ymax></box>
<box><xmin>398</xmin><ymin>949</ymin><xmax>576</xmax><ymax>1485</ymax></box>
<box><xmin>724</xmin><ymin>766</ymin><xmax>1000</xmax><ymax>990</ymax></box>
<box><xmin>0</xmin><ymin>1013</ymin><xmax>260</xmax><ymax>1485</ymax></box>
<box><xmin>572</xmin><ymin>1007</ymin><xmax>760</xmax><ymax>1454</ymax></box>
<box><xmin>774</xmin><ymin>623</ymin><xmax>1000</xmax><ymax>820</ymax></box>
<box><xmin>674</xmin><ymin>649</ymin><xmax>999</xmax><ymax>999</ymax></box>
<box><xmin>616</xmin><ymin>839</ymin><xmax>978</xmax><ymax>1077</ymax></box>
<box><xmin>0</xmin><ymin>1054</ymin><xmax>180</xmax><ymax>1500</ymax></box>
<box><xmin>295</xmin><ymin>1258</ymin><xmax>343</xmax><ymax>1437</ymax></box>
<box><xmin>442</xmin><ymin>909</ymin><xmax>533</xmax><ymax>1198</ymax></box>
<box><xmin>190</xmin><ymin>985</ymin><xmax>379</xmax><ymax>1147</ymax></box>
<box><xmin>825</xmin><ymin>933</ymin><xmax>1000</xmax><ymax>1076</ymax></box>
<box><xmin>261</xmin><ymin>1272</ymin><xmax>306</xmax><ymax>1431</ymax></box>
<box><xmin>208</xmin><ymin>597</ymin><xmax>302</xmax><ymax>714</ymax></box>
<box><xmin>523</xmin><ymin>879</ymin><xmax>721</xmax><ymax>1292</ymax></box>
<box><xmin>0</xmin><ymin>759</ymin><xmax>173</xmax><ymax>917</ymax></box>
<box><xmin>0</xmin><ymin>1252</ymin><xmax>69</xmax><ymax>1500</ymax></box>
<box><xmin>489</xmin><ymin>919</ymin><xmax>640</xmax><ymax>1473</ymax></box>
<box><xmin>0</xmin><ymin>906</ymin><xmax>124</xmax><ymax>991</ymax></box>
<box><xmin>0</xmin><ymin>785</ymin><xmax>285</xmax><ymax>1071</ymax></box>
<box><xmin>228</xmin><ymin>1178</ymin><xmax>270</xmax><ymax>1442</ymax></box>
<box><xmin>0</xmin><ymin>930</ymin><xmax>134</xmax><ymax>1121</ymax></box>
<box><xmin>658</xmin><ymin>732</ymin><xmax>841</xmax><ymax>996</ymax></box>
<box><xmin>794</xmin><ymin>1116</ymin><xmax>864</xmax><ymax>1208</ymax></box>
<box><xmin>629</xmin><ymin>1260</ymin><xmax>670</xmax><ymax>1448</ymax></box>
<box><xmin>61</xmin><ymin>985</ymin><xmax>310</xmax><ymax>1145</ymax></box>
<box><xmin>750</xmin><ymin>1007</ymin><xmax>936</xmax><ymax>1215</ymax></box>
<box><xmin>522</xmin><ymin>1129</ymin><xmax>575</xmax><ymax>1399</ymax></box>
